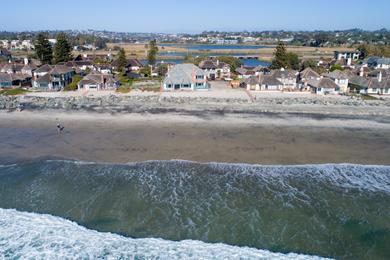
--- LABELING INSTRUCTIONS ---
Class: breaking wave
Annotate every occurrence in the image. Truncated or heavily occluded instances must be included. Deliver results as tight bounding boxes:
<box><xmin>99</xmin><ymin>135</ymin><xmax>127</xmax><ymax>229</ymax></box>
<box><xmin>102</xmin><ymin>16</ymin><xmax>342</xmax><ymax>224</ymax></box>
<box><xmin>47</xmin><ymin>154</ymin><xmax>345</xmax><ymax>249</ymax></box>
<box><xmin>0</xmin><ymin>208</ymin><xmax>328</xmax><ymax>259</ymax></box>
<box><xmin>0</xmin><ymin>159</ymin><xmax>389</xmax><ymax>259</ymax></box>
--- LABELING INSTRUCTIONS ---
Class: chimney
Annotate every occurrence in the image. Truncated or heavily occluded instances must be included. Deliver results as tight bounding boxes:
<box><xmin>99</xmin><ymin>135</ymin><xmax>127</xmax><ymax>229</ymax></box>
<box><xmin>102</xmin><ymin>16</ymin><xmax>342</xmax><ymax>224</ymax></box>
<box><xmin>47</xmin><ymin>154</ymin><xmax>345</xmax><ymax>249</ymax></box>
<box><xmin>347</xmin><ymin>58</ymin><xmax>352</xmax><ymax>66</ymax></box>
<box><xmin>216</xmin><ymin>59</ymin><xmax>220</xmax><ymax>66</ymax></box>
<box><xmin>378</xmin><ymin>71</ymin><xmax>382</xmax><ymax>82</ymax></box>
<box><xmin>359</xmin><ymin>67</ymin><xmax>364</xmax><ymax>77</ymax></box>
<box><xmin>24</xmin><ymin>57</ymin><xmax>29</xmax><ymax>65</ymax></box>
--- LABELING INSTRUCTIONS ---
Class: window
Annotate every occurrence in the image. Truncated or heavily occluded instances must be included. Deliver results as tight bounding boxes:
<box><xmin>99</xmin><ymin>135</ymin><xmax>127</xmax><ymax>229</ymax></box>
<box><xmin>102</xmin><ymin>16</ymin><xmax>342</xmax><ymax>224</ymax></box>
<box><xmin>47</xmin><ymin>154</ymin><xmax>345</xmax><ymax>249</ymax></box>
<box><xmin>182</xmin><ymin>84</ymin><xmax>190</xmax><ymax>88</ymax></box>
<box><xmin>166</xmin><ymin>84</ymin><xmax>172</xmax><ymax>88</ymax></box>
<box><xmin>196</xmin><ymin>83</ymin><xmax>204</xmax><ymax>87</ymax></box>
<box><xmin>196</xmin><ymin>75</ymin><xmax>204</xmax><ymax>80</ymax></box>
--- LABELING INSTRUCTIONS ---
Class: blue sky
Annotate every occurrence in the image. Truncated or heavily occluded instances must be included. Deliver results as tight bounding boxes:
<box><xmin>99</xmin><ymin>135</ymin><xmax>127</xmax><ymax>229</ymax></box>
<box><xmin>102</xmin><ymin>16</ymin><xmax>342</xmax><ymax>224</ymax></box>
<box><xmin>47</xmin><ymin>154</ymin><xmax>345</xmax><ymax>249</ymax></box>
<box><xmin>2</xmin><ymin>0</ymin><xmax>390</xmax><ymax>32</ymax></box>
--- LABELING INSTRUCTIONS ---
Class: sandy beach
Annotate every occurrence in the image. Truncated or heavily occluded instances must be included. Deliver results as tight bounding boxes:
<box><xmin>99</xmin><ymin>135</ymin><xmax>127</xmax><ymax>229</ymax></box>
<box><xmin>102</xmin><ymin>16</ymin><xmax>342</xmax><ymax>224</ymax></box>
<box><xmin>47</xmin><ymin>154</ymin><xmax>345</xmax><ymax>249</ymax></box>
<box><xmin>1</xmin><ymin>109</ymin><xmax>389</xmax><ymax>165</ymax></box>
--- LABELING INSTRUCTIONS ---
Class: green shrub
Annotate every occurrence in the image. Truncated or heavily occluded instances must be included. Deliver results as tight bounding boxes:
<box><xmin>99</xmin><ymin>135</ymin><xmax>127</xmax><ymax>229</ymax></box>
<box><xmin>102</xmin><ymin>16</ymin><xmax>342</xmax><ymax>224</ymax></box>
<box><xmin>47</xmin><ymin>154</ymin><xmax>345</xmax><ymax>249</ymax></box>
<box><xmin>64</xmin><ymin>75</ymin><xmax>83</xmax><ymax>91</ymax></box>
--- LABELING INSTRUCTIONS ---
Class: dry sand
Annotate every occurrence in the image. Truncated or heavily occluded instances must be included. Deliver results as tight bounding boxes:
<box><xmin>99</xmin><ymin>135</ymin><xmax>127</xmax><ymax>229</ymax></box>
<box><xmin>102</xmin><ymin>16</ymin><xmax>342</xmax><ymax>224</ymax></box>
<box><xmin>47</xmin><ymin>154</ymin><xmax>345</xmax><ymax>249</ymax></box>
<box><xmin>1</xmin><ymin>110</ymin><xmax>389</xmax><ymax>165</ymax></box>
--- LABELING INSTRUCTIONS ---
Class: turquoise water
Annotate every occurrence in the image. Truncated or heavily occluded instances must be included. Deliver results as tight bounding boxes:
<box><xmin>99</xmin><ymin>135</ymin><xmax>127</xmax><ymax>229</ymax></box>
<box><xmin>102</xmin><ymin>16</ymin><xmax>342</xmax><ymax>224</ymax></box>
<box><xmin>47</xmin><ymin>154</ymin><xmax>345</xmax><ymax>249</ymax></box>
<box><xmin>0</xmin><ymin>160</ymin><xmax>389</xmax><ymax>259</ymax></box>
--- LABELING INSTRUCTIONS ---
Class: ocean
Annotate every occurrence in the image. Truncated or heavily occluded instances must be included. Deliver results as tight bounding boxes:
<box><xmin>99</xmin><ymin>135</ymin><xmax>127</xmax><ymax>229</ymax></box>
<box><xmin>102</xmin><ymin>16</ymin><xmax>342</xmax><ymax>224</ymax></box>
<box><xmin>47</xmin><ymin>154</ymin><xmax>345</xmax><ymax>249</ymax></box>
<box><xmin>0</xmin><ymin>160</ymin><xmax>389</xmax><ymax>259</ymax></box>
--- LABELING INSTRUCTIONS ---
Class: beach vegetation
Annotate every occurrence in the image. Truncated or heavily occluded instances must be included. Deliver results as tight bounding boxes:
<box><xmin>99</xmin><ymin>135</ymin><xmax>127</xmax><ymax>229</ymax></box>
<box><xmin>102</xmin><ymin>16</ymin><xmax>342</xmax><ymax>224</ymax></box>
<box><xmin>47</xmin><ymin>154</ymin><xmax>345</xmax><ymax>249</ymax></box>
<box><xmin>0</xmin><ymin>88</ymin><xmax>29</xmax><ymax>96</ymax></box>
<box><xmin>116</xmin><ymin>86</ymin><xmax>132</xmax><ymax>93</ymax></box>
<box><xmin>119</xmin><ymin>75</ymin><xmax>133</xmax><ymax>86</ymax></box>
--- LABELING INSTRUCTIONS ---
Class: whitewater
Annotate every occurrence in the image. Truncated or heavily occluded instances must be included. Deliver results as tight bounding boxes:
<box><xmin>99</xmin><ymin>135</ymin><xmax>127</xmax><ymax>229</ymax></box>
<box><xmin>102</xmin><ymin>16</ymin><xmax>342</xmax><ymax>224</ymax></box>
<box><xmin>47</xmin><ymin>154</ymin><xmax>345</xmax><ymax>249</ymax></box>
<box><xmin>0</xmin><ymin>208</ymin><xmax>328</xmax><ymax>259</ymax></box>
<box><xmin>0</xmin><ymin>159</ymin><xmax>389</xmax><ymax>259</ymax></box>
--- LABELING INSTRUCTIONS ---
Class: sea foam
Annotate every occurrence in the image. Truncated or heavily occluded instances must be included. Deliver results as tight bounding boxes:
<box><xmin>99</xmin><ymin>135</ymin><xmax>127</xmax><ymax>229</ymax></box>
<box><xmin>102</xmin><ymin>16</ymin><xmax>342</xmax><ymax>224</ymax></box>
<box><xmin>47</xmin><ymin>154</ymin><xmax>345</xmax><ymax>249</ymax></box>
<box><xmin>0</xmin><ymin>208</ymin><xmax>329</xmax><ymax>259</ymax></box>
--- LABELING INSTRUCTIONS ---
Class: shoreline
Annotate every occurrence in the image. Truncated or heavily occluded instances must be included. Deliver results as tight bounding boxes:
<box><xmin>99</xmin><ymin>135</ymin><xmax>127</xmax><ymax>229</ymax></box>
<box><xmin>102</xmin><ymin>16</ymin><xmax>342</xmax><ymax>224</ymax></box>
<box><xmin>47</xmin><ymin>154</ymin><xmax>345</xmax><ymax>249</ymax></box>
<box><xmin>1</xmin><ymin>110</ymin><xmax>389</xmax><ymax>165</ymax></box>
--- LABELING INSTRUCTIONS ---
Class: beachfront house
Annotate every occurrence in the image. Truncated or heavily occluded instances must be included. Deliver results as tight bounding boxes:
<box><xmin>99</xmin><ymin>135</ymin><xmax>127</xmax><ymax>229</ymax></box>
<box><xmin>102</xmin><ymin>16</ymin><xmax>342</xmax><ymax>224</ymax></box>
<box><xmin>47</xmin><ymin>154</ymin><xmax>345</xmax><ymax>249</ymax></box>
<box><xmin>242</xmin><ymin>75</ymin><xmax>283</xmax><ymax>91</ymax></box>
<box><xmin>162</xmin><ymin>64</ymin><xmax>209</xmax><ymax>91</ymax></box>
<box><xmin>272</xmin><ymin>68</ymin><xmax>298</xmax><ymax>90</ymax></box>
<box><xmin>349</xmin><ymin>72</ymin><xmax>390</xmax><ymax>95</ymax></box>
<box><xmin>32</xmin><ymin>65</ymin><xmax>75</xmax><ymax>91</ymax></box>
<box><xmin>198</xmin><ymin>58</ymin><xmax>231</xmax><ymax>80</ymax></box>
<box><xmin>298</xmin><ymin>68</ymin><xmax>321</xmax><ymax>90</ymax></box>
<box><xmin>307</xmin><ymin>78</ymin><xmax>340</xmax><ymax>95</ymax></box>
<box><xmin>77</xmin><ymin>73</ymin><xmax>119</xmax><ymax>91</ymax></box>
<box><xmin>323</xmin><ymin>70</ymin><xmax>350</xmax><ymax>93</ymax></box>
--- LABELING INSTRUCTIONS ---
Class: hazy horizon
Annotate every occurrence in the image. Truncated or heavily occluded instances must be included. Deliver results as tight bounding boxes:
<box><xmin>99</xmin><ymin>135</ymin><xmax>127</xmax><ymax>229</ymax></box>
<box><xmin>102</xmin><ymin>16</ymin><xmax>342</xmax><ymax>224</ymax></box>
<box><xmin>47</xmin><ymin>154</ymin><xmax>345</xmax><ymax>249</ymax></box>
<box><xmin>2</xmin><ymin>0</ymin><xmax>390</xmax><ymax>33</ymax></box>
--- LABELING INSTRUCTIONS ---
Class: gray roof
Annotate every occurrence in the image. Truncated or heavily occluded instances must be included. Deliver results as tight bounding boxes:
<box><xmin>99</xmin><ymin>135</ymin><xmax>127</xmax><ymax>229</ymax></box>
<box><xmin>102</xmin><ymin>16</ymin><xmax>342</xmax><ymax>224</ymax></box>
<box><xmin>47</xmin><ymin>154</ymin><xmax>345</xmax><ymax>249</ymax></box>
<box><xmin>324</xmin><ymin>70</ymin><xmax>349</xmax><ymax>80</ymax></box>
<box><xmin>164</xmin><ymin>64</ymin><xmax>205</xmax><ymax>85</ymax></box>
<box><xmin>350</xmin><ymin>75</ymin><xmax>390</xmax><ymax>89</ymax></box>
<box><xmin>299</xmin><ymin>68</ymin><xmax>320</xmax><ymax>79</ymax></box>
<box><xmin>50</xmin><ymin>65</ymin><xmax>74</xmax><ymax>75</ymax></box>
<box><xmin>307</xmin><ymin>78</ymin><xmax>339</xmax><ymax>89</ymax></box>
<box><xmin>366</xmin><ymin>57</ymin><xmax>390</xmax><ymax>66</ymax></box>
<box><xmin>34</xmin><ymin>64</ymin><xmax>52</xmax><ymax>73</ymax></box>
<box><xmin>259</xmin><ymin>75</ymin><xmax>283</xmax><ymax>86</ymax></box>
<box><xmin>272</xmin><ymin>69</ymin><xmax>298</xmax><ymax>79</ymax></box>
<box><xmin>80</xmin><ymin>73</ymin><xmax>117</xmax><ymax>85</ymax></box>
<box><xmin>35</xmin><ymin>74</ymin><xmax>51</xmax><ymax>83</ymax></box>
<box><xmin>244</xmin><ymin>75</ymin><xmax>259</xmax><ymax>85</ymax></box>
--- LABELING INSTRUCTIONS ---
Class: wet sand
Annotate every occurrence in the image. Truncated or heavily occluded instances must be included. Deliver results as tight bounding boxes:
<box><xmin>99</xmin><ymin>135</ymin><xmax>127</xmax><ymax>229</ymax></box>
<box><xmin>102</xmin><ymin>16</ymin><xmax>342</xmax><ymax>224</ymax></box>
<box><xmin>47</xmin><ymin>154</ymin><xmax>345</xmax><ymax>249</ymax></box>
<box><xmin>0</xmin><ymin>110</ymin><xmax>389</xmax><ymax>165</ymax></box>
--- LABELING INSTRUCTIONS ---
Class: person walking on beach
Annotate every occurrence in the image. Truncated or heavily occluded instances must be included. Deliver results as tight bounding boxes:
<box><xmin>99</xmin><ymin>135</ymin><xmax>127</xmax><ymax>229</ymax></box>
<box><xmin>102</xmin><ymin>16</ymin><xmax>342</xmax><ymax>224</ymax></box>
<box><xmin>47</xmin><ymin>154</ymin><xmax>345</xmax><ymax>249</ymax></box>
<box><xmin>57</xmin><ymin>123</ymin><xmax>65</xmax><ymax>135</ymax></box>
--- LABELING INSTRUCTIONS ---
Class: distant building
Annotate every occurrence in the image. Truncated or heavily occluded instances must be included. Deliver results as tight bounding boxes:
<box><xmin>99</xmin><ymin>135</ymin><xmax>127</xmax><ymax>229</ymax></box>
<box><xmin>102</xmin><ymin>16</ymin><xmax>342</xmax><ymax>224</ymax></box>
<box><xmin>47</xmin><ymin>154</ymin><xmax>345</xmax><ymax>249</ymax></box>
<box><xmin>162</xmin><ymin>64</ymin><xmax>209</xmax><ymax>91</ymax></box>
<box><xmin>334</xmin><ymin>51</ymin><xmax>360</xmax><ymax>61</ymax></box>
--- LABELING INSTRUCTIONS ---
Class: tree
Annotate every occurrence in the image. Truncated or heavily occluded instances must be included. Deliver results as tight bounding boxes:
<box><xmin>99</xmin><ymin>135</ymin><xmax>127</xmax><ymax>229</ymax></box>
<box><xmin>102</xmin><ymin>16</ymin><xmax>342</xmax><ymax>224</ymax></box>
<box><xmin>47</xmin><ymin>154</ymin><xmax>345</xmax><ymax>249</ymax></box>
<box><xmin>270</xmin><ymin>42</ymin><xmax>289</xmax><ymax>69</ymax></box>
<box><xmin>116</xmin><ymin>48</ymin><xmax>127</xmax><ymax>72</ymax></box>
<box><xmin>64</xmin><ymin>75</ymin><xmax>82</xmax><ymax>91</ymax></box>
<box><xmin>147</xmin><ymin>39</ymin><xmax>159</xmax><ymax>65</ymax></box>
<box><xmin>35</xmin><ymin>33</ymin><xmax>53</xmax><ymax>64</ymax></box>
<box><xmin>286</xmin><ymin>52</ymin><xmax>300</xmax><ymax>70</ymax></box>
<box><xmin>357</xmin><ymin>44</ymin><xmax>369</xmax><ymax>60</ymax></box>
<box><xmin>330</xmin><ymin>64</ymin><xmax>344</xmax><ymax>72</ymax></box>
<box><xmin>53</xmin><ymin>32</ymin><xmax>73</xmax><ymax>63</ymax></box>
<box><xmin>217</xmin><ymin>56</ymin><xmax>242</xmax><ymax>72</ymax></box>
<box><xmin>270</xmin><ymin>42</ymin><xmax>300</xmax><ymax>70</ymax></box>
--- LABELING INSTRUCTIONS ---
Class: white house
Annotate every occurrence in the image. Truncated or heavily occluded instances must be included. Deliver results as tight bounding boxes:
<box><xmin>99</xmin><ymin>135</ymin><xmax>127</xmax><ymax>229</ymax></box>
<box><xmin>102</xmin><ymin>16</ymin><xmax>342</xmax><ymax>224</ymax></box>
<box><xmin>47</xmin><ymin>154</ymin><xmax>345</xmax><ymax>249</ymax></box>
<box><xmin>162</xmin><ymin>64</ymin><xmax>209</xmax><ymax>91</ymax></box>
